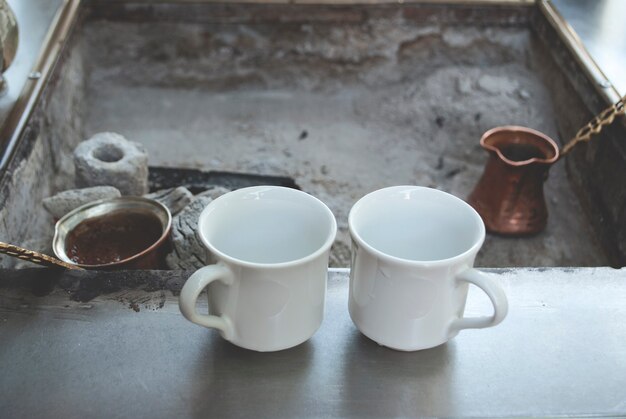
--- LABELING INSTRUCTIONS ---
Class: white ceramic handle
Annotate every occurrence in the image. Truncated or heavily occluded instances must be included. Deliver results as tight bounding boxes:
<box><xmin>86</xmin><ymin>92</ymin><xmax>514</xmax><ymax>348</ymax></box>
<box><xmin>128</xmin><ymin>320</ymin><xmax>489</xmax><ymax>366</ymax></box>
<box><xmin>179</xmin><ymin>264</ymin><xmax>234</xmax><ymax>339</ymax></box>
<box><xmin>449</xmin><ymin>268</ymin><xmax>508</xmax><ymax>332</ymax></box>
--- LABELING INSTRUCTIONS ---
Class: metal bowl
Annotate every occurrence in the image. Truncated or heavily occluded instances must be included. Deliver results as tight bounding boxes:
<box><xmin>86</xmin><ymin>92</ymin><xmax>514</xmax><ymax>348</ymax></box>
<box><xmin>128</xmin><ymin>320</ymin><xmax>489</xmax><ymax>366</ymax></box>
<box><xmin>53</xmin><ymin>197</ymin><xmax>172</xmax><ymax>270</ymax></box>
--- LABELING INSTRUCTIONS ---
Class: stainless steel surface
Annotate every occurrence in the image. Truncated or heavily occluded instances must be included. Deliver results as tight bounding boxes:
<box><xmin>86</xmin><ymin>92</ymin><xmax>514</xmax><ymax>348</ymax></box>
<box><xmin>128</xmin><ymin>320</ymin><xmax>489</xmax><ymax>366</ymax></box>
<box><xmin>551</xmin><ymin>0</ymin><xmax>626</xmax><ymax>96</ymax></box>
<box><xmin>1</xmin><ymin>268</ymin><xmax>625</xmax><ymax>417</ymax></box>
<box><xmin>0</xmin><ymin>0</ymin><xmax>63</xmax><ymax>120</ymax></box>
<box><xmin>539</xmin><ymin>0</ymin><xmax>620</xmax><ymax>105</ymax></box>
<box><xmin>84</xmin><ymin>0</ymin><xmax>535</xmax><ymax>3</ymax></box>
<box><xmin>0</xmin><ymin>0</ymin><xmax>77</xmax><ymax>173</ymax></box>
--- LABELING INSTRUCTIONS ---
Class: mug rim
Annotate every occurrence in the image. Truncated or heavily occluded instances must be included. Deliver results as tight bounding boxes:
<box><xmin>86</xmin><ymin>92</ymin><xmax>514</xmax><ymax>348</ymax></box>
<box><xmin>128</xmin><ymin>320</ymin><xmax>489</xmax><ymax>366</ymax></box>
<box><xmin>348</xmin><ymin>186</ymin><xmax>486</xmax><ymax>267</ymax></box>
<box><xmin>198</xmin><ymin>186</ymin><xmax>337</xmax><ymax>269</ymax></box>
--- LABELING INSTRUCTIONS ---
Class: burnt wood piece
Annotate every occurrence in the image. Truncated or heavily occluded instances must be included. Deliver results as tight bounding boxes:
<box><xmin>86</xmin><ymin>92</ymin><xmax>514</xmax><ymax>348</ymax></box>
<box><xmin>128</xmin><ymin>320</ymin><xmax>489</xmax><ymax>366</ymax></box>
<box><xmin>148</xmin><ymin>166</ymin><xmax>300</xmax><ymax>194</ymax></box>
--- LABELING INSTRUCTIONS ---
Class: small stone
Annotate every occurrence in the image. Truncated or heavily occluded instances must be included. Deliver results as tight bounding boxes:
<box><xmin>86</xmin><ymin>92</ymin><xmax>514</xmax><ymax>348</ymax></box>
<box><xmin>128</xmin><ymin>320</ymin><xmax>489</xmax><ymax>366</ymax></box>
<box><xmin>165</xmin><ymin>197</ymin><xmax>213</xmax><ymax>270</ymax></box>
<box><xmin>518</xmin><ymin>89</ymin><xmax>531</xmax><ymax>100</ymax></box>
<box><xmin>477</xmin><ymin>75</ymin><xmax>518</xmax><ymax>95</ymax></box>
<box><xmin>144</xmin><ymin>187</ymin><xmax>193</xmax><ymax>216</ymax></box>
<box><xmin>445</xmin><ymin>167</ymin><xmax>463</xmax><ymax>179</ymax></box>
<box><xmin>456</xmin><ymin>76</ymin><xmax>473</xmax><ymax>95</ymax></box>
<box><xmin>329</xmin><ymin>241</ymin><xmax>351</xmax><ymax>268</ymax></box>
<box><xmin>247</xmin><ymin>158</ymin><xmax>290</xmax><ymax>176</ymax></box>
<box><xmin>74</xmin><ymin>132</ymin><xmax>149</xmax><ymax>196</ymax></box>
<box><xmin>42</xmin><ymin>186</ymin><xmax>121</xmax><ymax>219</ymax></box>
<box><xmin>442</xmin><ymin>28</ymin><xmax>476</xmax><ymax>48</ymax></box>
<box><xmin>218</xmin><ymin>46</ymin><xmax>233</xmax><ymax>57</ymax></box>
<box><xmin>435</xmin><ymin>156</ymin><xmax>444</xmax><ymax>170</ymax></box>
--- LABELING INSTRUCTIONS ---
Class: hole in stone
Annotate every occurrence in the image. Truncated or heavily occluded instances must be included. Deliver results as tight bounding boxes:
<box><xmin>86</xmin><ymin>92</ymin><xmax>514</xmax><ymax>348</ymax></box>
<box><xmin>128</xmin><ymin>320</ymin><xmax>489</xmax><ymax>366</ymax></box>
<box><xmin>93</xmin><ymin>144</ymin><xmax>124</xmax><ymax>163</ymax></box>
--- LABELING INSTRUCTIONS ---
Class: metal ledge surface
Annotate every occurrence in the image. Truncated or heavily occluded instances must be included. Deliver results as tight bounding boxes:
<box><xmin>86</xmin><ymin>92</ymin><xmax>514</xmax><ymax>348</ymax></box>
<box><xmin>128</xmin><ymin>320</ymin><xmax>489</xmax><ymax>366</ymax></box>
<box><xmin>1</xmin><ymin>267</ymin><xmax>625</xmax><ymax>417</ymax></box>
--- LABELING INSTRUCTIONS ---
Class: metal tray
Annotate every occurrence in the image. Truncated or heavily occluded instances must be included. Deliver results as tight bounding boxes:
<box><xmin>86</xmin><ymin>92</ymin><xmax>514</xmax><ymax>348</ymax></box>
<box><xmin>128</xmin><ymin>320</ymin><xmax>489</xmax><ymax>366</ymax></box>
<box><xmin>0</xmin><ymin>0</ymin><xmax>624</xmax><ymax>270</ymax></box>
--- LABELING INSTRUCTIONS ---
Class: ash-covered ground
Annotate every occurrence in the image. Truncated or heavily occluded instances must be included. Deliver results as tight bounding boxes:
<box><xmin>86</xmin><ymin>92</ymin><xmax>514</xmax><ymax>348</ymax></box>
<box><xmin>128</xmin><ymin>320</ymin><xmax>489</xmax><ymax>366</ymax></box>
<box><xmin>80</xmin><ymin>17</ymin><xmax>607</xmax><ymax>267</ymax></box>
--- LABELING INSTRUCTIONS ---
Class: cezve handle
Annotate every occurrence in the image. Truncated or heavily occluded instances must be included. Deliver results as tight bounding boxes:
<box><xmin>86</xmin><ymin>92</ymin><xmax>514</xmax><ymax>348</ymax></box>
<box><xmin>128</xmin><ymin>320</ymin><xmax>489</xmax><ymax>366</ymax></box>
<box><xmin>179</xmin><ymin>264</ymin><xmax>235</xmax><ymax>339</ymax></box>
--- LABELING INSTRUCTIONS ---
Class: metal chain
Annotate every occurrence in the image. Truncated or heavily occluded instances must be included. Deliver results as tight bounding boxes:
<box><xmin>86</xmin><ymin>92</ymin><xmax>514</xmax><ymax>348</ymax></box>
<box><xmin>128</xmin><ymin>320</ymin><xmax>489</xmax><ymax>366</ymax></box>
<box><xmin>561</xmin><ymin>94</ymin><xmax>626</xmax><ymax>156</ymax></box>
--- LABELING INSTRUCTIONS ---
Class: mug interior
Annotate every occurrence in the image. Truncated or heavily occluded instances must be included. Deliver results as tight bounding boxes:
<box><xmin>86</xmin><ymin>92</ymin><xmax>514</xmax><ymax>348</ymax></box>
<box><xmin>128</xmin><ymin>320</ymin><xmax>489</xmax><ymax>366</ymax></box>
<box><xmin>200</xmin><ymin>186</ymin><xmax>336</xmax><ymax>265</ymax></box>
<box><xmin>350</xmin><ymin>186</ymin><xmax>484</xmax><ymax>263</ymax></box>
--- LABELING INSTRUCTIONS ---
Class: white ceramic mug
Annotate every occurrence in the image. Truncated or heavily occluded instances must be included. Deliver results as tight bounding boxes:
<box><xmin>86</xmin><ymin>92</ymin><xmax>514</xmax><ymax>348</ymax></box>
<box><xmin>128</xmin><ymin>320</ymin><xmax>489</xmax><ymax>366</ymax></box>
<box><xmin>179</xmin><ymin>186</ymin><xmax>337</xmax><ymax>352</ymax></box>
<box><xmin>348</xmin><ymin>186</ymin><xmax>508</xmax><ymax>351</ymax></box>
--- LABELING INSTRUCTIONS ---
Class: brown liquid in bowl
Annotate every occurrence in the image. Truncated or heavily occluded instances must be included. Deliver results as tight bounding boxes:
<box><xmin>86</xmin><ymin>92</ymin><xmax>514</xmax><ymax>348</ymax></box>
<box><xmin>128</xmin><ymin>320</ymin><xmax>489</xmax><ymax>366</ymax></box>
<box><xmin>66</xmin><ymin>210</ymin><xmax>163</xmax><ymax>265</ymax></box>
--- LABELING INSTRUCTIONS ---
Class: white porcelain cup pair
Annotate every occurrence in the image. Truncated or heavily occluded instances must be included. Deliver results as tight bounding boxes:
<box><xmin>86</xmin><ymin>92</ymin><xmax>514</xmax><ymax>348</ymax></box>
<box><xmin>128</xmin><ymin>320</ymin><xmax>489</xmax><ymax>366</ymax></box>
<box><xmin>179</xmin><ymin>185</ymin><xmax>508</xmax><ymax>352</ymax></box>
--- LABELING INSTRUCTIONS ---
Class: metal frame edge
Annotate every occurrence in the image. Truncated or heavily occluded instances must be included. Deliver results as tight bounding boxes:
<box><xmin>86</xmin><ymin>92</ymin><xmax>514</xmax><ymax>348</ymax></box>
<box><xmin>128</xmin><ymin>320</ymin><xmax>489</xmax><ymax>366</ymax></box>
<box><xmin>0</xmin><ymin>0</ymin><xmax>81</xmax><ymax>176</ymax></box>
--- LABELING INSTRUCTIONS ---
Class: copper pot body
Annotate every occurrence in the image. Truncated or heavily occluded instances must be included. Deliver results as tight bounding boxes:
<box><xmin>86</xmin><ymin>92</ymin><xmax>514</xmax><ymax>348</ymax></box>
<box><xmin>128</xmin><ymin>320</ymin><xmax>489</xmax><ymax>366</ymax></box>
<box><xmin>467</xmin><ymin>126</ymin><xmax>559</xmax><ymax>236</ymax></box>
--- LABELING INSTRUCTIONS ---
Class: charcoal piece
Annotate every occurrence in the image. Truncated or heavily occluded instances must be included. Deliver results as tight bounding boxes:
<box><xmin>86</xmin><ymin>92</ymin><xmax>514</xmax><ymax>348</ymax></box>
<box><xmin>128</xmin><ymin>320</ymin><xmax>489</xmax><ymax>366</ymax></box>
<box><xmin>164</xmin><ymin>187</ymin><xmax>231</xmax><ymax>270</ymax></box>
<box><xmin>42</xmin><ymin>186</ymin><xmax>121</xmax><ymax>219</ymax></box>
<box><xmin>165</xmin><ymin>196</ymin><xmax>212</xmax><ymax>270</ymax></box>
<box><xmin>148</xmin><ymin>166</ymin><xmax>299</xmax><ymax>194</ymax></box>
<box><xmin>144</xmin><ymin>187</ymin><xmax>193</xmax><ymax>216</ymax></box>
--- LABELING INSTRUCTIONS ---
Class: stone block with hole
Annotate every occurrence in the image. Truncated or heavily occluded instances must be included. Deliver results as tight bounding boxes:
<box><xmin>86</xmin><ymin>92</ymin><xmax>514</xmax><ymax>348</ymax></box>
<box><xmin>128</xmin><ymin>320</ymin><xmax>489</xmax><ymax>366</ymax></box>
<box><xmin>73</xmin><ymin>132</ymin><xmax>149</xmax><ymax>196</ymax></box>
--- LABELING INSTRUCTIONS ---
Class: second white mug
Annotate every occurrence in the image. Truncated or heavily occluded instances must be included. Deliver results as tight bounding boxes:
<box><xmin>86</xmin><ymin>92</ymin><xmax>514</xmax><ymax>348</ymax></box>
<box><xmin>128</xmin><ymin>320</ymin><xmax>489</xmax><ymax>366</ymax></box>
<box><xmin>348</xmin><ymin>186</ymin><xmax>508</xmax><ymax>351</ymax></box>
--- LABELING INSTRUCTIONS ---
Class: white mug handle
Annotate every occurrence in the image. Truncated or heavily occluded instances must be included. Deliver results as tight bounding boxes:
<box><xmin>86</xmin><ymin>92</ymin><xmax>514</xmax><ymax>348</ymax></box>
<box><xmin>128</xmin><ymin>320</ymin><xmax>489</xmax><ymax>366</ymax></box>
<box><xmin>179</xmin><ymin>264</ymin><xmax>235</xmax><ymax>339</ymax></box>
<box><xmin>449</xmin><ymin>268</ymin><xmax>508</xmax><ymax>333</ymax></box>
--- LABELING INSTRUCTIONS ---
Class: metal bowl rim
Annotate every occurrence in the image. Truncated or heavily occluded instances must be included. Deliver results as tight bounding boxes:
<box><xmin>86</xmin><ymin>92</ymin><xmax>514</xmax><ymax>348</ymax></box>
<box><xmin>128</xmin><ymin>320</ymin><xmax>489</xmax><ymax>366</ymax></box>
<box><xmin>53</xmin><ymin>196</ymin><xmax>172</xmax><ymax>268</ymax></box>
